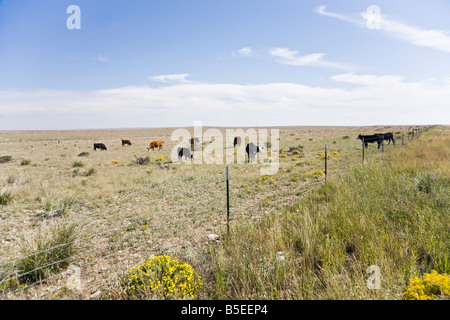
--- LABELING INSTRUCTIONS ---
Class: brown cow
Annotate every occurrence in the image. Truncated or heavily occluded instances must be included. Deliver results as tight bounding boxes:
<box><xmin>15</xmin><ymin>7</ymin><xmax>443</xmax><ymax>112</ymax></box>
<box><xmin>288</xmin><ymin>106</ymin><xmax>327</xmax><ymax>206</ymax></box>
<box><xmin>190</xmin><ymin>137</ymin><xmax>199</xmax><ymax>146</ymax></box>
<box><xmin>121</xmin><ymin>139</ymin><xmax>132</xmax><ymax>146</ymax></box>
<box><xmin>233</xmin><ymin>136</ymin><xmax>241</xmax><ymax>147</ymax></box>
<box><xmin>147</xmin><ymin>140</ymin><xmax>164</xmax><ymax>151</ymax></box>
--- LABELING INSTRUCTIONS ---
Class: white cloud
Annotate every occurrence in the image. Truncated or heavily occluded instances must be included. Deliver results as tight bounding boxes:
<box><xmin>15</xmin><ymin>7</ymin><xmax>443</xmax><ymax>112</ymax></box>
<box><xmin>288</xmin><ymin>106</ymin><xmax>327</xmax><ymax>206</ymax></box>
<box><xmin>270</xmin><ymin>47</ymin><xmax>349</xmax><ymax>69</ymax></box>
<box><xmin>231</xmin><ymin>46</ymin><xmax>254</xmax><ymax>58</ymax></box>
<box><xmin>238</xmin><ymin>46</ymin><xmax>253</xmax><ymax>57</ymax></box>
<box><xmin>374</xmin><ymin>18</ymin><xmax>450</xmax><ymax>53</ymax></box>
<box><xmin>316</xmin><ymin>5</ymin><xmax>450</xmax><ymax>53</ymax></box>
<box><xmin>315</xmin><ymin>5</ymin><xmax>358</xmax><ymax>25</ymax></box>
<box><xmin>0</xmin><ymin>73</ymin><xmax>449</xmax><ymax>129</ymax></box>
<box><xmin>150</xmin><ymin>73</ymin><xmax>192</xmax><ymax>83</ymax></box>
<box><xmin>97</xmin><ymin>54</ymin><xmax>111</xmax><ymax>63</ymax></box>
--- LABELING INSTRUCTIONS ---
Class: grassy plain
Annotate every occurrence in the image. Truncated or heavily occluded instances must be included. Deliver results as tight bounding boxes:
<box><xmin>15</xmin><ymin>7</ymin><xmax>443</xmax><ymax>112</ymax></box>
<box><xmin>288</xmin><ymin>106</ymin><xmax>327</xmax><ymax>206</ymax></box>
<box><xmin>0</xmin><ymin>124</ymin><xmax>445</xmax><ymax>299</ymax></box>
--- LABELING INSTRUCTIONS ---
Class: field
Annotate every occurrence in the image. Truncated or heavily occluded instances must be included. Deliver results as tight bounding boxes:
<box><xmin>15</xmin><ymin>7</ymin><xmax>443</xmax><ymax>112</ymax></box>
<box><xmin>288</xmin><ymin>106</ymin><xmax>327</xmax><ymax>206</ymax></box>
<box><xmin>0</xmin><ymin>125</ymin><xmax>447</xmax><ymax>299</ymax></box>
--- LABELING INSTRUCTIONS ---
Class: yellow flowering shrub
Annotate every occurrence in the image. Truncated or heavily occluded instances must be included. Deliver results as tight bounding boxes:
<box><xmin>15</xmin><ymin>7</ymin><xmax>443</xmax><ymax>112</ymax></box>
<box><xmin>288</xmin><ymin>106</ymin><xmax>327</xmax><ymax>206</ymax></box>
<box><xmin>308</xmin><ymin>170</ymin><xmax>324</xmax><ymax>178</ymax></box>
<box><xmin>292</xmin><ymin>150</ymin><xmax>301</xmax><ymax>155</ymax></box>
<box><xmin>292</xmin><ymin>157</ymin><xmax>298</xmax><ymax>161</ymax></box>
<box><xmin>156</xmin><ymin>156</ymin><xmax>164</xmax><ymax>161</ymax></box>
<box><xmin>330</xmin><ymin>151</ymin><xmax>339</xmax><ymax>156</ymax></box>
<box><xmin>112</xmin><ymin>160</ymin><xmax>119</xmax><ymax>165</ymax></box>
<box><xmin>404</xmin><ymin>270</ymin><xmax>450</xmax><ymax>300</ymax></box>
<box><xmin>279</xmin><ymin>153</ymin><xmax>288</xmax><ymax>158</ymax></box>
<box><xmin>124</xmin><ymin>255</ymin><xmax>203</xmax><ymax>300</ymax></box>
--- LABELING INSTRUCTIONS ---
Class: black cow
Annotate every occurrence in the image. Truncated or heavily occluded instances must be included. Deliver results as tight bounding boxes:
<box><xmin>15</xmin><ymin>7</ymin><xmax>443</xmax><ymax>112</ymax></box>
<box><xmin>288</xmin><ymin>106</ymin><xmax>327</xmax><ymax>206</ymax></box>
<box><xmin>94</xmin><ymin>143</ymin><xmax>107</xmax><ymax>151</ymax></box>
<box><xmin>357</xmin><ymin>134</ymin><xmax>382</xmax><ymax>149</ymax></box>
<box><xmin>374</xmin><ymin>133</ymin><xmax>395</xmax><ymax>145</ymax></box>
<box><xmin>178</xmin><ymin>147</ymin><xmax>193</xmax><ymax>162</ymax></box>
<box><xmin>246</xmin><ymin>142</ymin><xmax>262</xmax><ymax>163</ymax></box>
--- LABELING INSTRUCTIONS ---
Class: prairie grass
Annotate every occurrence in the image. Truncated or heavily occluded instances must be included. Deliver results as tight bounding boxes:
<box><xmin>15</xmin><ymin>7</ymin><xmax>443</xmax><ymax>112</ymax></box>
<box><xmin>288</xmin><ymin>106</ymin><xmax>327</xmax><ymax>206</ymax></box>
<box><xmin>208</xmin><ymin>127</ymin><xmax>449</xmax><ymax>299</ymax></box>
<box><xmin>13</xmin><ymin>223</ymin><xmax>81</xmax><ymax>283</ymax></box>
<box><xmin>0</xmin><ymin>189</ymin><xmax>13</xmax><ymax>206</ymax></box>
<box><xmin>0</xmin><ymin>125</ymin><xmax>442</xmax><ymax>299</ymax></box>
<box><xmin>72</xmin><ymin>160</ymin><xmax>84</xmax><ymax>168</ymax></box>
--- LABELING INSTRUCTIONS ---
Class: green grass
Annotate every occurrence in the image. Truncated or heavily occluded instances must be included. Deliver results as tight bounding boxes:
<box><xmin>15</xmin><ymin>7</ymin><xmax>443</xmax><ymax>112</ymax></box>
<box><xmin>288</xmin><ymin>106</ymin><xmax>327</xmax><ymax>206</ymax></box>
<box><xmin>0</xmin><ymin>189</ymin><xmax>13</xmax><ymax>206</ymax></box>
<box><xmin>207</xmin><ymin>128</ymin><xmax>449</xmax><ymax>299</ymax></box>
<box><xmin>13</xmin><ymin>223</ymin><xmax>81</xmax><ymax>284</ymax></box>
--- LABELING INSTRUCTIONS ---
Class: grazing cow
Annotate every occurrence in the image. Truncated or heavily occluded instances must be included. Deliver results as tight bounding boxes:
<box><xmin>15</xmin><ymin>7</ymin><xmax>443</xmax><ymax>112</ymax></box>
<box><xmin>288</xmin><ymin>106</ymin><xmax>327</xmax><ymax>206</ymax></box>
<box><xmin>233</xmin><ymin>136</ymin><xmax>242</xmax><ymax>147</ymax></box>
<box><xmin>147</xmin><ymin>140</ymin><xmax>164</xmax><ymax>151</ymax></box>
<box><xmin>178</xmin><ymin>147</ymin><xmax>193</xmax><ymax>162</ymax></box>
<box><xmin>357</xmin><ymin>134</ymin><xmax>382</xmax><ymax>149</ymax></box>
<box><xmin>121</xmin><ymin>139</ymin><xmax>132</xmax><ymax>146</ymax></box>
<box><xmin>190</xmin><ymin>137</ymin><xmax>200</xmax><ymax>145</ymax></box>
<box><xmin>246</xmin><ymin>142</ymin><xmax>262</xmax><ymax>163</ymax></box>
<box><xmin>94</xmin><ymin>143</ymin><xmax>107</xmax><ymax>151</ymax></box>
<box><xmin>374</xmin><ymin>133</ymin><xmax>395</xmax><ymax>145</ymax></box>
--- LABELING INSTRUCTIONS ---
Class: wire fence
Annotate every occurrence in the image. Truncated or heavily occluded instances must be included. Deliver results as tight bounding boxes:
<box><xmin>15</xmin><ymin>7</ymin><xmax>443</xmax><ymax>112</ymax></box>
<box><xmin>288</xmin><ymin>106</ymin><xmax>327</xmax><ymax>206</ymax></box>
<box><xmin>0</xmin><ymin>126</ymin><xmax>432</xmax><ymax>299</ymax></box>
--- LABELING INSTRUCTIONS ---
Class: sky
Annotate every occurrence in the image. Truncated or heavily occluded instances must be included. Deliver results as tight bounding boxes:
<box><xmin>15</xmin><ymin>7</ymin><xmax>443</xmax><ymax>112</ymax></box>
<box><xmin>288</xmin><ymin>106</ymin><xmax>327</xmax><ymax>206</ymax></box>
<box><xmin>0</xmin><ymin>0</ymin><xmax>449</xmax><ymax>130</ymax></box>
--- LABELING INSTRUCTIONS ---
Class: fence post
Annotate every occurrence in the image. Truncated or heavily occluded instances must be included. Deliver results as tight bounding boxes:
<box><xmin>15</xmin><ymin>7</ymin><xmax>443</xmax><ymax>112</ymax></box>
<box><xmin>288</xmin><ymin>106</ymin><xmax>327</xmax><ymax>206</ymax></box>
<box><xmin>324</xmin><ymin>144</ymin><xmax>327</xmax><ymax>183</ymax></box>
<box><xmin>393</xmin><ymin>131</ymin><xmax>395</xmax><ymax>148</ymax></box>
<box><xmin>226</xmin><ymin>165</ymin><xmax>230</xmax><ymax>234</ymax></box>
<box><xmin>362</xmin><ymin>138</ymin><xmax>365</xmax><ymax>162</ymax></box>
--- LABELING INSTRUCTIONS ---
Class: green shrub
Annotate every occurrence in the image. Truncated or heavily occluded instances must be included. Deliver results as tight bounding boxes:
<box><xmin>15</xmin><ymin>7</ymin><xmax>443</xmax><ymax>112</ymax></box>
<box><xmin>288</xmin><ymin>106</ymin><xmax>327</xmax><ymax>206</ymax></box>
<box><xmin>85</xmin><ymin>167</ymin><xmax>96</xmax><ymax>176</ymax></box>
<box><xmin>72</xmin><ymin>161</ymin><xmax>84</xmax><ymax>168</ymax></box>
<box><xmin>136</xmin><ymin>156</ymin><xmax>151</xmax><ymax>165</ymax></box>
<box><xmin>78</xmin><ymin>152</ymin><xmax>89</xmax><ymax>157</ymax></box>
<box><xmin>287</xmin><ymin>145</ymin><xmax>304</xmax><ymax>152</ymax></box>
<box><xmin>20</xmin><ymin>159</ymin><xmax>31</xmax><ymax>166</ymax></box>
<box><xmin>0</xmin><ymin>156</ymin><xmax>12</xmax><ymax>164</ymax></box>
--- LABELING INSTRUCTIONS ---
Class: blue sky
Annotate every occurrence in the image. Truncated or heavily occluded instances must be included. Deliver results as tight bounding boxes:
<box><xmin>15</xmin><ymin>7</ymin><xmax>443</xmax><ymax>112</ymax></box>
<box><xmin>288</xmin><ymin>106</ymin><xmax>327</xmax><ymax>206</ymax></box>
<box><xmin>0</xmin><ymin>0</ymin><xmax>449</xmax><ymax>129</ymax></box>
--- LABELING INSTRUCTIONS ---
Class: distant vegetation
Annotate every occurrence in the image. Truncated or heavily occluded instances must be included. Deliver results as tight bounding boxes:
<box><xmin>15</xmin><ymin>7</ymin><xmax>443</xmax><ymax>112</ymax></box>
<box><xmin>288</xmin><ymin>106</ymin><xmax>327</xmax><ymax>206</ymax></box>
<box><xmin>0</xmin><ymin>156</ymin><xmax>12</xmax><ymax>164</ymax></box>
<box><xmin>72</xmin><ymin>160</ymin><xmax>84</xmax><ymax>168</ymax></box>
<box><xmin>20</xmin><ymin>159</ymin><xmax>31</xmax><ymax>166</ymax></box>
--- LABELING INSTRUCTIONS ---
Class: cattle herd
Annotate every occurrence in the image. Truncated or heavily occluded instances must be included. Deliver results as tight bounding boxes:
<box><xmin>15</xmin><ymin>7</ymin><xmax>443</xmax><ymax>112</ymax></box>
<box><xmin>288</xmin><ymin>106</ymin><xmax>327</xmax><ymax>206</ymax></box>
<box><xmin>93</xmin><ymin>132</ymin><xmax>396</xmax><ymax>162</ymax></box>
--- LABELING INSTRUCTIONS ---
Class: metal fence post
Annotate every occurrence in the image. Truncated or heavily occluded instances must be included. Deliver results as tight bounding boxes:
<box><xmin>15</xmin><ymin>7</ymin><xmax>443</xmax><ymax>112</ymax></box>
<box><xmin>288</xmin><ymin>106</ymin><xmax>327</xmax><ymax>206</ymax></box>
<box><xmin>324</xmin><ymin>144</ymin><xmax>327</xmax><ymax>183</ymax></box>
<box><xmin>226</xmin><ymin>165</ymin><xmax>230</xmax><ymax>233</ymax></box>
<box><xmin>362</xmin><ymin>138</ymin><xmax>365</xmax><ymax>162</ymax></box>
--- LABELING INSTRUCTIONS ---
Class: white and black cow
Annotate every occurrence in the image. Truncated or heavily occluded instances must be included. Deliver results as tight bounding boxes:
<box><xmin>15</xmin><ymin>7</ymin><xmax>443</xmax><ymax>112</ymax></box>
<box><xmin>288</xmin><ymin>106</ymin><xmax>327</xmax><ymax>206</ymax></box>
<box><xmin>178</xmin><ymin>147</ymin><xmax>193</xmax><ymax>162</ymax></box>
<box><xmin>246</xmin><ymin>142</ymin><xmax>262</xmax><ymax>163</ymax></box>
